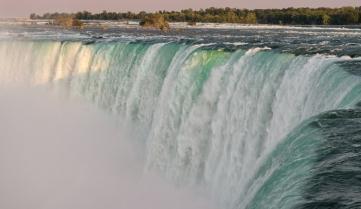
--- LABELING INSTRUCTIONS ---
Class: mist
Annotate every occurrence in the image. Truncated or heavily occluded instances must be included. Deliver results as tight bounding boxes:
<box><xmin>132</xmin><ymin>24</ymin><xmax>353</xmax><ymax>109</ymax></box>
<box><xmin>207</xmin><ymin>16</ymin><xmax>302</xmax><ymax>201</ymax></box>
<box><xmin>0</xmin><ymin>87</ymin><xmax>216</xmax><ymax>209</ymax></box>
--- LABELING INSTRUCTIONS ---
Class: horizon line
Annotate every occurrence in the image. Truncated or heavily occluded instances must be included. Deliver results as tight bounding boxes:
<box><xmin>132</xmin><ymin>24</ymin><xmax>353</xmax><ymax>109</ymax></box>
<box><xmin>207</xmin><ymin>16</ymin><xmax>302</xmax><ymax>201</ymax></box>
<box><xmin>2</xmin><ymin>5</ymin><xmax>360</xmax><ymax>18</ymax></box>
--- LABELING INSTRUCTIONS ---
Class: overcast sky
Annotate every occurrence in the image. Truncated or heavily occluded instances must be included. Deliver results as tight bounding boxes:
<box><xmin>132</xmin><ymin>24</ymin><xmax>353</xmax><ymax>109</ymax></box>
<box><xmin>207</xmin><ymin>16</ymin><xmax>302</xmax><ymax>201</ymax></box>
<box><xmin>1</xmin><ymin>0</ymin><xmax>360</xmax><ymax>17</ymax></box>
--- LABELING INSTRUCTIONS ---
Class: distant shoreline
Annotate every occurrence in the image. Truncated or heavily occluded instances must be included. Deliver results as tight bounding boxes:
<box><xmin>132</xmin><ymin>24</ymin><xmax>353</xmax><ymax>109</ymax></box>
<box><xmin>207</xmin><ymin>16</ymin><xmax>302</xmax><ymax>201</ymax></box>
<box><xmin>28</xmin><ymin>7</ymin><xmax>361</xmax><ymax>26</ymax></box>
<box><xmin>1</xmin><ymin>19</ymin><xmax>361</xmax><ymax>31</ymax></box>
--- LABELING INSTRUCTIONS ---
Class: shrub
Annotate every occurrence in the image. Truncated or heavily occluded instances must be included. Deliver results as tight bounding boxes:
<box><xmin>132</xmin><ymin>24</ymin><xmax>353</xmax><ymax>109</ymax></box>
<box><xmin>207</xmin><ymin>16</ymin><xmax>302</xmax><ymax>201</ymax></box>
<box><xmin>54</xmin><ymin>15</ymin><xmax>84</xmax><ymax>29</ymax></box>
<box><xmin>140</xmin><ymin>14</ymin><xmax>170</xmax><ymax>31</ymax></box>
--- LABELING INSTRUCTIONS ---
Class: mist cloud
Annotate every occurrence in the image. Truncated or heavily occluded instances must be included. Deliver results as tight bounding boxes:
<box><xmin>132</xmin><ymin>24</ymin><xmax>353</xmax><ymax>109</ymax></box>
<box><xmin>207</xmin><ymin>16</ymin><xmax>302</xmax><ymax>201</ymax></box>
<box><xmin>0</xmin><ymin>87</ymin><xmax>216</xmax><ymax>209</ymax></box>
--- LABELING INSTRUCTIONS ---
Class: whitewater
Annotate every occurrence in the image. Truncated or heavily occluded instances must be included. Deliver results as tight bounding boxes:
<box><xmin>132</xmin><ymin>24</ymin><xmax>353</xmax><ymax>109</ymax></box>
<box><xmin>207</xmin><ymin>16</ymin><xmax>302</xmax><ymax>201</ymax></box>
<box><xmin>1</xmin><ymin>25</ymin><xmax>361</xmax><ymax>209</ymax></box>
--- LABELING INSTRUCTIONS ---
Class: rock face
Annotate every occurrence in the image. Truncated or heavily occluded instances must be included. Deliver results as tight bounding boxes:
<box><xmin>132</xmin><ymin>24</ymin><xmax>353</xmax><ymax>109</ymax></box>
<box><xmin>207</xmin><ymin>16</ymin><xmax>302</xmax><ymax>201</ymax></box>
<box><xmin>140</xmin><ymin>14</ymin><xmax>170</xmax><ymax>31</ymax></box>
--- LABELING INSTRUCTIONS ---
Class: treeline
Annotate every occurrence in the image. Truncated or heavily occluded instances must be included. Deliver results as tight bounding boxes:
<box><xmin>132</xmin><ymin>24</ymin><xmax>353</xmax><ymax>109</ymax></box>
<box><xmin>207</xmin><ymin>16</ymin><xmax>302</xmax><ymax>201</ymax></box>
<box><xmin>30</xmin><ymin>7</ymin><xmax>361</xmax><ymax>25</ymax></box>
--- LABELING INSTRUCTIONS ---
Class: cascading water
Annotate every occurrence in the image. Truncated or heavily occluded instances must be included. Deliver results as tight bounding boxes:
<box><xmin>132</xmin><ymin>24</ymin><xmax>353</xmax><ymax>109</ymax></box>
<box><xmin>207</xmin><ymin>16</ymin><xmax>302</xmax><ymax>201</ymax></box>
<box><xmin>1</xmin><ymin>27</ymin><xmax>361</xmax><ymax>209</ymax></box>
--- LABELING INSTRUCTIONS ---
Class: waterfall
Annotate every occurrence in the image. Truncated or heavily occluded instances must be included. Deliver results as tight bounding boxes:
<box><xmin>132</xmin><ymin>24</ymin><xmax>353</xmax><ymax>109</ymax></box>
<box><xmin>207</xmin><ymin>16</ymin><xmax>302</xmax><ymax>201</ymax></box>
<box><xmin>1</xmin><ymin>40</ymin><xmax>361</xmax><ymax>209</ymax></box>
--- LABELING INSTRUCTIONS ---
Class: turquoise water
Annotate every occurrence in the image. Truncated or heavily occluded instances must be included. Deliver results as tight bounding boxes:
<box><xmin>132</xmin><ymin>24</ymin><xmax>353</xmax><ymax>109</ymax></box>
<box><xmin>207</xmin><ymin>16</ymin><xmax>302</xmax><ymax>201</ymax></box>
<box><xmin>1</xmin><ymin>35</ymin><xmax>361</xmax><ymax>209</ymax></box>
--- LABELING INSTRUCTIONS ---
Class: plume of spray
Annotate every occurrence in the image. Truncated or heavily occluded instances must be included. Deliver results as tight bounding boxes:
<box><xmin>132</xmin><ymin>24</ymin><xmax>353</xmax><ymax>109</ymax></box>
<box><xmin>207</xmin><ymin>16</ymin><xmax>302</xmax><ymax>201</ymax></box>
<box><xmin>0</xmin><ymin>86</ymin><xmax>217</xmax><ymax>209</ymax></box>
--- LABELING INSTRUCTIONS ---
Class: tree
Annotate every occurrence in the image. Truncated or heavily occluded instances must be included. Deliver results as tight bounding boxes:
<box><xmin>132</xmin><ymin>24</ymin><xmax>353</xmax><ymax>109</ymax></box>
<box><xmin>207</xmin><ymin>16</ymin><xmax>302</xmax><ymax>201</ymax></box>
<box><xmin>243</xmin><ymin>12</ymin><xmax>257</xmax><ymax>24</ymax></box>
<box><xmin>29</xmin><ymin>13</ymin><xmax>38</xmax><ymax>19</ymax></box>
<box><xmin>322</xmin><ymin>14</ymin><xmax>331</xmax><ymax>25</ymax></box>
<box><xmin>54</xmin><ymin>15</ymin><xmax>84</xmax><ymax>29</ymax></box>
<box><xmin>140</xmin><ymin>14</ymin><xmax>170</xmax><ymax>31</ymax></box>
<box><xmin>29</xmin><ymin>7</ymin><xmax>361</xmax><ymax>25</ymax></box>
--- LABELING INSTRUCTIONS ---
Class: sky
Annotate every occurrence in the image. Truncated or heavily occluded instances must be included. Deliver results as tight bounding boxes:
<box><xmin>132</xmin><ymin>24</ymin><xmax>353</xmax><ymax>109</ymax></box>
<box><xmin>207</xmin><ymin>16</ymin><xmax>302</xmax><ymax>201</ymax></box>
<box><xmin>0</xmin><ymin>0</ymin><xmax>360</xmax><ymax>17</ymax></box>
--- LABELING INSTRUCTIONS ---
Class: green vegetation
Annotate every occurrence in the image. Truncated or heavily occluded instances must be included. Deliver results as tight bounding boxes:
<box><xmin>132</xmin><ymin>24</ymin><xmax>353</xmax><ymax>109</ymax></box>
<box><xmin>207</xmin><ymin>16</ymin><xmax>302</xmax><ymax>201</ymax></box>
<box><xmin>44</xmin><ymin>14</ymin><xmax>84</xmax><ymax>28</ymax></box>
<box><xmin>254</xmin><ymin>7</ymin><xmax>360</xmax><ymax>25</ymax></box>
<box><xmin>30</xmin><ymin>7</ymin><xmax>361</xmax><ymax>25</ymax></box>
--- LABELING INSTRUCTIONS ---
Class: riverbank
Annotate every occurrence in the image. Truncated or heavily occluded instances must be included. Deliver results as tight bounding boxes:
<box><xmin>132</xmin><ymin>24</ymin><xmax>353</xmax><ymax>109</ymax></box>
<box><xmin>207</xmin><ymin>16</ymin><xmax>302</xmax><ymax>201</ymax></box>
<box><xmin>1</xmin><ymin>19</ymin><xmax>361</xmax><ymax>31</ymax></box>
